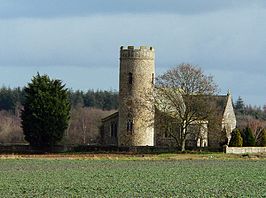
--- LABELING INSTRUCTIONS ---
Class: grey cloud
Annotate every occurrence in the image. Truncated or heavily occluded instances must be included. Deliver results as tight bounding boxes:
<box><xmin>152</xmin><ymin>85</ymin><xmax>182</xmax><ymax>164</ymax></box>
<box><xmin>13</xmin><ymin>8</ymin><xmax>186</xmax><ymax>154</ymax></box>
<box><xmin>0</xmin><ymin>2</ymin><xmax>265</xmax><ymax>105</ymax></box>
<box><xmin>210</xmin><ymin>69</ymin><xmax>266</xmax><ymax>106</ymax></box>
<box><xmin>0</xmin><ymin>0</ymin><xmax>265</xmax><ymax>19</ymax></box>
<box><xmin>0</xmin><ymin>7</ymin><xmax>265</xmax><ymax>72</ymax></box>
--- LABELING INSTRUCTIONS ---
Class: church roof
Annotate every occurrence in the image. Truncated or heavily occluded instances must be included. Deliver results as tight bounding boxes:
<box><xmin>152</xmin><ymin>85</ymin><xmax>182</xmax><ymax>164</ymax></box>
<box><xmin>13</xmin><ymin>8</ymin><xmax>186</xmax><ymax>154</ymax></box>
<box><xmin>102</xmin><ymin>111</ymin><xmax>118</xmax><ymax>122</ymax></box>
<box><xmin>211</xmin><ymin>95</ymin><xmax>228</xmax><ymax>114</ymax></box>
<box><xmin>182</xmin><ymin>94</ymin><xmax>228</xmax><ymax>117</ymax></box>
<box><xmin>102</xmin><ymin>95</ymin><xmax>230</xmax><ymax>123</ymax></box>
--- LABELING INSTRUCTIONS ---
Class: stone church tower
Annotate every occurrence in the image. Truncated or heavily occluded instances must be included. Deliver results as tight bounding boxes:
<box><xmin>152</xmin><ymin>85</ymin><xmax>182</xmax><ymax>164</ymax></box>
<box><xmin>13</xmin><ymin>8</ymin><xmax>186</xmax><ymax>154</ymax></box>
<box><xmin>118</xmin><ymin>46</ymin><xmax>155</xmax><ymax>146</ymax></box>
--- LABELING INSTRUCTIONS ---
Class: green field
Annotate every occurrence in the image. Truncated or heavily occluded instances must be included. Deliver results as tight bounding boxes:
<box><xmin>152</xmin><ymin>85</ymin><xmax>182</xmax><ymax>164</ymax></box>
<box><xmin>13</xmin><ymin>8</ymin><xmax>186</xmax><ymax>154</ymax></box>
<box><xmin>0</xmin><ymin>157</ymin><xmax>265</xmax><ymax>197</ymax></box>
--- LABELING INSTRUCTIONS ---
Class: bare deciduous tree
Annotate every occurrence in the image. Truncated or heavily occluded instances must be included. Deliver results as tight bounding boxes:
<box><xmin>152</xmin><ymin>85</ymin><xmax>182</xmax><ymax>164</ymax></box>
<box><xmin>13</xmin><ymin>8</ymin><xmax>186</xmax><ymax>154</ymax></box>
<box><xmin>66</xmin><ymin>107</ymin><xmax>115</xmax><ymax>145</ymax></box>
<box><xmin>153</xmin><ymin>63</ymin><xmax>218</xmax><ymax>151</ymax></box>
<box><xmin>0</xmin><ymin>110</ymin><xmax>25</xmax><ymax>143</ymax></box>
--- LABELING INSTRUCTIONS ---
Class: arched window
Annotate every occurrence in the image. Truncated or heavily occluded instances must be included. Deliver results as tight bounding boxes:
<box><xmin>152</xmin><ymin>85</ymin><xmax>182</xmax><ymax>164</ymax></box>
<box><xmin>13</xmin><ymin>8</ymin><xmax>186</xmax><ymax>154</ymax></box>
<box><xmin>127</xmin><ymin>112</ymin><xmax>133</xmax><ymax>133</ymax></box>
<box><xmin>128</xmin><ymin>72</ymin><xmax>133</xmax><ymax>84</ymax></box>
<box><xmin>127</xmin><ymin>120</ymin><xmax>133</xmax><ymax>133</ymax></box>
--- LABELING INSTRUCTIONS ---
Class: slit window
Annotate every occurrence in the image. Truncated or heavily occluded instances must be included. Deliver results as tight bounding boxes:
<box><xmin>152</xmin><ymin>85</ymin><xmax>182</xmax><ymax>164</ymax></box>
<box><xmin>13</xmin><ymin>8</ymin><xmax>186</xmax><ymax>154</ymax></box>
<box><xmin>128</xmin><ymin>72</ymin><xmax>133</xmax><ymax>84</ymax></box>
<box><xmin>152</xmin><ymin>73</ymin><xmax>154</xmax><ymax>84</ymax></box>
<box><xmin>127</xmin><ymin>120</ymin><xmax>133</xmax><ymax>133</ymax></box>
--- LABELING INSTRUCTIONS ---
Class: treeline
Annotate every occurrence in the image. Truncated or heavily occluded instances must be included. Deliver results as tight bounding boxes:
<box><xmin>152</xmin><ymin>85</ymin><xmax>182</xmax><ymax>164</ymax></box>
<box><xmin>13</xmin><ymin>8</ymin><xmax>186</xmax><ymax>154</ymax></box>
<box><xmin>0</xmin><ymin>86</ymin><xmax>118</xmax><ymax>144</ymax></box>
<box><xmin>1</xmin><ymin>86</ymin><xmax>266</xmax><ymax>145</ymax></box>
<box><xmin>0</xmin><ymin>87</ymin><xmax>118</xmax><ymax>113</ymax></box>
<box><xmin>233</xmin><ymin>96</ymin><xmax>266</xmax><ymax>147</ymax></box>
<box><xmin>234</xmin><ymin>96</ymin><xmax>266</xmax><ymax>120</ymax></box>
<box><xmin>0</xmin><ymin>105</ymin><xmax>115</xmax><ymax>145</ymax></box>
<box><xmin>69</xmin><ymin>89</ymin><xmax>118</xmax><ymax>110</ymax></box>
<box><xmin>234</xmin><ymin>97</ymin><xmax>266</xmax><ymax>130</ymax></box>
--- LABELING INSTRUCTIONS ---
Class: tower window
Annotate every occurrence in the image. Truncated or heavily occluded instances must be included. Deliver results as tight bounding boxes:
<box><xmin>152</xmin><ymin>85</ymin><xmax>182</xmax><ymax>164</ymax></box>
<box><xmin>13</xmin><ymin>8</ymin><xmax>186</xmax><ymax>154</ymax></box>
<box><xmin>128</xmin><ymin>72</ymin><xmax>133</xmax><ymax>84</ymax></box>
<box><xmin>127</xmin><ymin>120</ymin><xmax>133</xmax><ymax>133</ymax></box>
<box><xmin>152</xmin><ymin>73</ymin><xmax>154</xmax><ymax>84</ymax></box>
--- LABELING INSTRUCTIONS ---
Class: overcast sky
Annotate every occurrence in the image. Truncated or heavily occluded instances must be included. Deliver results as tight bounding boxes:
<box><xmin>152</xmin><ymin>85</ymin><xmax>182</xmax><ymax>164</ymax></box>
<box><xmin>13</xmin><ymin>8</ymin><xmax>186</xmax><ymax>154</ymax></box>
<box><xmin>0</xmin><ymin>0</ymin><xmax>265</xmax><ymax>106</ymax></box>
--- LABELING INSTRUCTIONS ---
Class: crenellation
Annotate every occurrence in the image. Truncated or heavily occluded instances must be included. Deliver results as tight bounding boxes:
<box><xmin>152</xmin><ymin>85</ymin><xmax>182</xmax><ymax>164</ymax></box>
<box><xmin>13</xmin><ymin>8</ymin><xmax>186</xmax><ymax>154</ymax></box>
<box><xmin>121</xmin><ymin>46</ymin><xmax>153</xmax><ymax>50</ymax></box>
<box><xmin>140</xmin><ymin>46</ymin><xmax>148</xmax><ymax>50</ymax></box>
<box><xmin>120</xmin><ymin>46</ymin><xmax>154</xmax><ymax>60</ymax></box>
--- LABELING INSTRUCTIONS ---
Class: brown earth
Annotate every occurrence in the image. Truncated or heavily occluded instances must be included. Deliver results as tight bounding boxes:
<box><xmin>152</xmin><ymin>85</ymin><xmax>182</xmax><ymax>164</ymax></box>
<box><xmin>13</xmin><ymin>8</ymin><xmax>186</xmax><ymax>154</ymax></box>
<box><xmin>0</xmin><ymin>152</ymin><xmax>265</xmax><ymax>160</ymax></box>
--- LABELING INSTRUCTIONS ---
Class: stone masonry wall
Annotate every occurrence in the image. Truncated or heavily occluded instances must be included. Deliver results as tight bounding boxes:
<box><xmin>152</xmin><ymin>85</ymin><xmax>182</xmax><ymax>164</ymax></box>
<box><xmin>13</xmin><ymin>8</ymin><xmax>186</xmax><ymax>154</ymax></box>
<box><xmin>118</xmin><ymin>46</ymin><xmax>155</xmax><ymax>146</ymax></box>
<box><xmin>102</xmin><ymin>113</ymin><xmax>118</xmax><ymax>145</ymax></box>
<box><xmin>225</xmin><ymin>146</ymin><xmax>266</xmax><ymax>154</ymax></box>
<box><xmin>222</xmin><ymin>93</ymin><xmax>237</xmax><ymax>142</ymax></box>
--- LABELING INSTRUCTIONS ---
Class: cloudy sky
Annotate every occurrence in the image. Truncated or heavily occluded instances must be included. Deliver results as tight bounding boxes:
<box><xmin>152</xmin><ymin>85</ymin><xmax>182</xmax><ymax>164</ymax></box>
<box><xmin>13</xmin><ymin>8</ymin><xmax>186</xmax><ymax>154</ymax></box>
<box><xmin>0</xmin><ymin>0</ymin><xmax>265</xmax><ymax>106</ymax></box>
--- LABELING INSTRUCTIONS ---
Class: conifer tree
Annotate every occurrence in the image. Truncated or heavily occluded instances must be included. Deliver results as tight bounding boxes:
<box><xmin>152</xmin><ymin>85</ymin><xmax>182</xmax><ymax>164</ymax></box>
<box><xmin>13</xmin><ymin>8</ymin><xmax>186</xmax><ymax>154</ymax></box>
<box><xmin>229</xmin><ymin>128</ymin><xmax>243</xmax><ymax>147</ymax></box>
<box><xmin>235</xmin><ymin>96</ymin><xmax>245</xmax><ymax>114</ymax></box>
<box><xmin>258</xmin><ymin>129</ymin><xmax>266</xmax><ymax>147</ymax></box>
<box><xmin>219</xmin><ymin>127</ymin><xmax>228</xmax><ymax>146</ymax></box>
<box><xmin>242</xmin><ymin>127</ymin><xmax>255</xmax><ymax>146</ymax></box>
<box><xmin>21</xmin><ymin>73</ymin><xmax>70</xmax><ymax>146</ymax></box>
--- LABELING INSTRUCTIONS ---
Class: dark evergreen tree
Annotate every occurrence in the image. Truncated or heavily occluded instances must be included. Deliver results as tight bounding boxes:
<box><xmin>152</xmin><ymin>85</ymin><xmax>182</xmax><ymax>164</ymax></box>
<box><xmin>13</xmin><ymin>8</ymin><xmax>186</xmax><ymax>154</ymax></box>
<box><xmin>219</xmin><ymin>127</ymin><xmax>228</xmax><ymax>146</ymax></box>
<box><xmin>21</xmin><ymin>73</ymin><xmax>70</xmax><ymax>146</ymax></box>
<box><xmin>242</xmin><ymin>127</ymin><xmax>255</xmax><ymax>146</ymax></box>
<box><xmin>0</xmin><ymin>87</ymin><xmax>25</xmax><ymax>113</ymax></box>
<box><xmin>0</xmin><ymin>87</ymin><xmax>15</xmax><ymax>112</ymax></box>
<box><xmin>69</xmin><ymin>89</ymin><xmax>118</xmax><ymax>110</ymax></box>
<box><xmin>257</xmin><ymin>129</ymin><xmax>266</xmax><ymax>147</ymax></box>
<box><xmin>83</xmin><ymin>90</ymin><xmax>96</xmax><ymax>107</ymax></box>
<box><xmin>229</xmin><ymin>128</ymin><xmax>243</xmax><ymax>147</ymax></box>
<box><xmin>94</xmin><ymin>90</ymin><xmax>105</xmax><ymax>109</ymax></box>
<box><xmin>234</xmin><ymin>96</ymin><xmax>245</xmax><ymax>114</ymax></box>
<box><xmin>69</xmin><ymin>90</ymin><xmax>84</xmax><ymax>107</ymax></box>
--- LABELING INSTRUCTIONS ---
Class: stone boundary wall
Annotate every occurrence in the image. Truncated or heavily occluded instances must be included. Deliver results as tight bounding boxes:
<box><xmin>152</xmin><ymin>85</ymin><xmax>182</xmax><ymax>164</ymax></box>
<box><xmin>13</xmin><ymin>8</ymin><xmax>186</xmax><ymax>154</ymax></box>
<box><xmin>225</xmin><ymin>146</ymin><xmax>266</xmax><ymax>154</ymax></box>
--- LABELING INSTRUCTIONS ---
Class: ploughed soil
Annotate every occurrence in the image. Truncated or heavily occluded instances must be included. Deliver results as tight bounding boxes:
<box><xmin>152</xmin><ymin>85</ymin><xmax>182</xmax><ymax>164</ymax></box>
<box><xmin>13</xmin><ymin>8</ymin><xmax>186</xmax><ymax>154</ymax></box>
<box><xmin>0</xmin><ymin>152</ymin><xmax>265</xmax><ymax>160</ymax></box>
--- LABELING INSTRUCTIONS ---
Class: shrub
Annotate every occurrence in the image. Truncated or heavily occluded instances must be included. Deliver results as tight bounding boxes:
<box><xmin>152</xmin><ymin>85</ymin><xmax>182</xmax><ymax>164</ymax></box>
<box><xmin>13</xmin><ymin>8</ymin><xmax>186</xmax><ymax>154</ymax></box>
<box><xmin>242</xmin><ymin>127</ymin><xmax>255</xmax><ymax>146</ymax></box>
<box><xmin>257</xmin><ymin>129</ymin><xmax>266</xmax><ymax>147</ymax></box>
<box><xmin>229</xmin><ymin>128</ymin><xmax>243</xmax><ymax>147</ymax></box>
<box><xmin>21</xmin><ymin>73</ymin><xmax>70</xmax><ymax>146</ymax></box>
<box><xmin>219</xmin><ymin>127</ymin><xmax>228</xmax><ymax>146</ymax></box>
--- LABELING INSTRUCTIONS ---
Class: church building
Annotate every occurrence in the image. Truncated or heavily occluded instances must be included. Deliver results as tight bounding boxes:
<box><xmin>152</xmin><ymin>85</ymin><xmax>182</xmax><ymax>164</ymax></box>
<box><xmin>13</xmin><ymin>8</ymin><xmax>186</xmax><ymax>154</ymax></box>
<box><xmin>101</xmin><ymin>46</ymin><xmax>236</xmax><ymax>148</ymax></box>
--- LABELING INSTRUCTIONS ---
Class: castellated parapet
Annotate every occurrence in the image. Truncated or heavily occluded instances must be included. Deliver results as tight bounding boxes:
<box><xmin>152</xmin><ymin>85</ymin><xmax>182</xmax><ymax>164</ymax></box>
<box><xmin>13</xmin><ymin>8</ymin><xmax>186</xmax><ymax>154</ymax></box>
<box><xmin>118</xmin><ymin>46</ymin><xmax>155</xmax><ymax>146</ymax></box>
<box><xmin>120</xmin><ymin>46</ymin><xmax>154</xmax><ymax>60</ymax></box>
